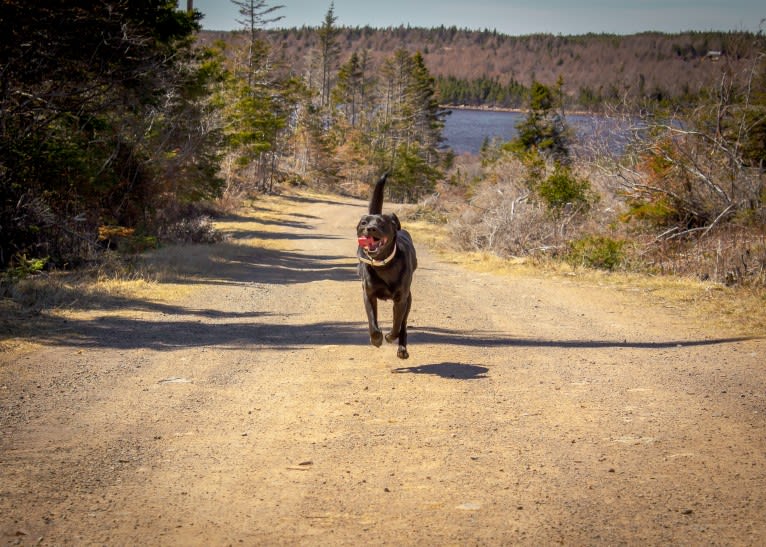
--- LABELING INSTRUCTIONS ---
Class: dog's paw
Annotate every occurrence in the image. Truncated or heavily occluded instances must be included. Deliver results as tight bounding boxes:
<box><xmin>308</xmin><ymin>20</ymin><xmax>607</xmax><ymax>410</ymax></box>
<box><xmin>397</xmin><ymin>346</ymin><xmax>409</xmax><ymax>359</ymax></box>
<box><xmin>370</xmin><ymin>330</ymin><xmax>383</xmax><ymax>347</ymax></box>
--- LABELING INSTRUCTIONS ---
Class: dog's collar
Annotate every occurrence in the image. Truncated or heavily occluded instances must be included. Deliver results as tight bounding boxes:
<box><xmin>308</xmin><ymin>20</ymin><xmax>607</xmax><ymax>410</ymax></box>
<box><xmin>359</xmin><ymin>243</ymin><xmax>397</xmax><ymax>267</ymax></box>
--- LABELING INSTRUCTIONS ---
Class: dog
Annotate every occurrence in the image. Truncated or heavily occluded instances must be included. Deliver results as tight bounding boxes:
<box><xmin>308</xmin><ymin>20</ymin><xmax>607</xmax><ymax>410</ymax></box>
<box><xmin>356</xmin><ymin>173</ymin><xmax>417</xmax><ymax>359</ymax></box>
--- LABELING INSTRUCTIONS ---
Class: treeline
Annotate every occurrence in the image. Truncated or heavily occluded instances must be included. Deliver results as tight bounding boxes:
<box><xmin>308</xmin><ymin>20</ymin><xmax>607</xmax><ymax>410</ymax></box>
<box><xmin>254</xmin><ymin>26</ymin><xmax>763</xmax><ymax>110</ymax></box>
<box><xmin>435</xmin><ymin>75</ymin><xmax>527</xmax><ymax>109</ymax></box>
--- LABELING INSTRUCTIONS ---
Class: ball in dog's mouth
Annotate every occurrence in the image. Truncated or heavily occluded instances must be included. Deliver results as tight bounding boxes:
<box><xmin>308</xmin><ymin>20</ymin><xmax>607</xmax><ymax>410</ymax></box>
<box><xmin>358</xmin><ymin>235</ymin><xmax>386</xmax><ymax>253</ymax></box>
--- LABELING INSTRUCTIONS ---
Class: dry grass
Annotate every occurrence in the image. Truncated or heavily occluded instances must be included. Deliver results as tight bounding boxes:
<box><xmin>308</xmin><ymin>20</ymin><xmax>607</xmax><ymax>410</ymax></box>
<box><xmin>2</xmin><ymin>191</ymin><xmax>306</xmax><ymax>311</ymax></box>
<box><xmin>421</xmin><ymin>145</ymin><xmax>766</xmax><ymax>335</ymax></box>
<box><xmin>406</xmin><ymin>212</ymin><xmax>766</xmax><ymax>337</ymax></box>
<box><xmin>0</xmin><ymin>263</ymin><xmax>181</xmax><ymax>355</ymax></box>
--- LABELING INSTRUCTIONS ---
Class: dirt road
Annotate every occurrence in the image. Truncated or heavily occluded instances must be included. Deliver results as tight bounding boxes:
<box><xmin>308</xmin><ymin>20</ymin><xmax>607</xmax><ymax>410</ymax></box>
<box><xmin>1</xmin><ymin>192</ymin><xmax>765</xmax><ymax>545</ymax></box>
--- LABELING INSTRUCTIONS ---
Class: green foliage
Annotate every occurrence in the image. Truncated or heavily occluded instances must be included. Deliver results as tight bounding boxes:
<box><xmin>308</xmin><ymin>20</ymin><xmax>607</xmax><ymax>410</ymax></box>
<box><xmin>317</xmin><ymin>2</ymin><xmax>340</xmax><ymax>107</ymax></box>
<box><xmin>3</xmin><ymin>254</ymin><xmax>49</xmax><ymax>283</ymax></box>
<box><xmin>529</xmin><ymin>80</ymin><xmax>554</xmax><ymax>111</ymax></box>
<box><xmin>321</xmin><ymin>46</ymin><xmax>445</xmax><ymax>200</ymax></box>
<box><xmin>498</xmin><ymin>81</ymin><xmax>591</xmax><ymax>220</ymax></box>
<box><xmin>332</xmin><ymin>50</ymin><xmax>374</xmax><ymax>128</ymax></box>
<box><xmin>0</xmin><ymin>1</ymin><xmax>223</xmax><ymax>269</ymax></box>
<box><xmin>536</xmin><ymin>164</ymin><xmax>595</xmax><ymax>213</ymax></box>
<box><xmin>118</xmin><ymin>235</ymin><xmax>160</xmax><ymax>254</ymax></box>
<box><xmin>507</xmin><ymin>81</ymin><xmax>571</xmax><ymax>164</ymax></box>
<box><xmin>621</xmin><ymin>197</ymin><xmax>678</xmax><ymax>226</ymax></box>
<box><xmin>98</xmin><ymin>226</ymin><xmax>160</xmax><ymax>254</ymax></box>
<box><xmin>436</xmin><ymin>75</ymin><xmax>527</xmax><ymax>108</ymax></box>
<box><xmin>568</xmin><ymin>236</ymin><xmax>625</xmax><ymax>271</ymax></box>
<box><xmin>227</xmin><ymin>81</ymin><xmax>286</xmax><ymax>161</ymax></box>
<box><xmin>389</xmin><ymin>144</ymin><xmax>440</xmax><ymax>202</ymax></box>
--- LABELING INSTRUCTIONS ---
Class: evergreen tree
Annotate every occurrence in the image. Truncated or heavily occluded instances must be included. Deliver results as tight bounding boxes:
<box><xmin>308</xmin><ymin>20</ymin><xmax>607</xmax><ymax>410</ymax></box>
<box><xmin>317</xmin><ymin>2</ymin><xmax>340</xmax><ymax>108</ymax></box>
<box><xmin>332</xmin><ymin>50</ymin><xmax>373</xmax><ymax>129</ymax></box>
<box><xmin>408</xmin><ymin>52</ymin><xmax>445</xmax><ymax>156</ymax></box>
<box><xmin>217</xmin><ymin>1</ymin><xmax>301</xmax><ymax>192</ymax></box>
<box><xmin>291</xmin><ymin>2</ymin><xmax>342</xmax><ymax>186</ymax></box>
<box><xmin>511</xmin><ymin>80</ymin><xmax>571</xmax><ymax>164</ymax></box>
<box><xmin>230</xmin><ymin>0</ymin><xmax>284</xmax><ymax>86</ymax></box>
<box><xmin>374</xmin><ymin>50</ymin><xmax>445</xmax><ymax>200</ymax></box>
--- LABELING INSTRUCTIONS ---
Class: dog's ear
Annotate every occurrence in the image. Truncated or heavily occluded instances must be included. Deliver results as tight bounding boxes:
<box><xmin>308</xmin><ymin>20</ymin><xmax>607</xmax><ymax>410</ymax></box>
<box><xmin>390</xmin><ymin>213</ymin><xmax>401</xmax><ymax>231</ymax></box>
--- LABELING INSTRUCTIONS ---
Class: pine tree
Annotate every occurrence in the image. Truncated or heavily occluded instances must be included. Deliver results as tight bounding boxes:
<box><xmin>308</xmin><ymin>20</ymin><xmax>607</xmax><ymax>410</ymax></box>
<box><xmin>0</xmin><ymin>1</ymin><xmax>213</xmax><ymax>267</ymax></box>
<box><xmin>374</xmin><ymin>49</ymin><xmax>445</xmax><ymax>201</ymax></box>
<box><xmin>409</xmin><ymin>52</ymin><xmax>445</xmax><ymax>156</ymax></box>
<box><xmin>512</xmin><ymin>80</ymin><xmax>571</xmax><ymax>164</ymax></box>
<box><xmin>317</xmin><ymin>2</ymin><xmax>340</xmax><ymax>108</ymax></box>
<box><xmin>223</xmin><ymin>0</ymin><xmax>299</xmax><ymax>191</ymax></box>
<box><xmin>332</xmin><ymin>50</ymin><xmax>372</xmax><ymax>128</ymax></box>
<box><xmin>230</xmin><ymin>0</ymin><xmax>284</xmax><ymax>86</ymax></box>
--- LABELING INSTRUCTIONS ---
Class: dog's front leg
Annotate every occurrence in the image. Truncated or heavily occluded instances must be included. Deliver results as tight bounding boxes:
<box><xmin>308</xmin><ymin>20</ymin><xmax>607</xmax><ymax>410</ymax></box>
<box><xmin>363</xmin><ymin>290</ymin><xmax>383</xmax><ymax>347</ymax></box>
<box><xmin>386</xmin><ymin>292</ymin><xmax>411</xmax><ymax>359</ymax></box>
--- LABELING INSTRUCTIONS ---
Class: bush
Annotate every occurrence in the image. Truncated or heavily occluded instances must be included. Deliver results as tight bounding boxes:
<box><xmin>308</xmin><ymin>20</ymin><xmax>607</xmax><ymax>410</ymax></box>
<box><xmin>568</xmin><ymin>235</ymin><xmax>625</xmax><ymax>270</ymax></box>
<box><xmin>537</xmin><ymin>164</ymin><xmax>596</xmax><ymax>214</ymax></box>
<box><xmin>158</xmin><ymin>216</ymin><xmax>224</xmax><ymax>245</ymax></box>
<box><xmin>2</xmin><ymin>254</ymin><xmax>49</xmax><ymax>283</ymax></box>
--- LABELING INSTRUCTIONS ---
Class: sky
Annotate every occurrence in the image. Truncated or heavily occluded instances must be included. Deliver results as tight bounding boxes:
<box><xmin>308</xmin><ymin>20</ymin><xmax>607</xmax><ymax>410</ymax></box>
<box><xmin>189</xmin><ymin>0</ymin><xmax>765</xmax><ymax>35</ymax></box>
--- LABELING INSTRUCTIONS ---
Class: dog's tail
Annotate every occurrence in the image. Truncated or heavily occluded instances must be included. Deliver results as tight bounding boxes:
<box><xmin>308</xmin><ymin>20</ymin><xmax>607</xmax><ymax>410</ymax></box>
<box><xmin>368</xmin><ymin>172</ymin><xmax>388</xmax><ymax>214</ymax></box>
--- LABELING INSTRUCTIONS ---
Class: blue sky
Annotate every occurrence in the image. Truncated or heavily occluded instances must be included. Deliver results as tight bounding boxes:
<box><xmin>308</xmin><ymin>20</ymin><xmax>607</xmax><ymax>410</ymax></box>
<box><xmin>190</xmin><ymin>0</ymin><xmax>765</xmax><ymax>35</ymax></box>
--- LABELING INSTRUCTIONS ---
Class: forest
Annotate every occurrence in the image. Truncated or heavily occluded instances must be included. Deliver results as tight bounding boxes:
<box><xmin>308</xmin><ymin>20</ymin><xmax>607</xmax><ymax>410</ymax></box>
<box><xmin>1</xmin><ymin>1</ymin><xmax>764</xmax><ymax>290</ymax></box>
<box><xmin>252</xmin><ymin>25</ymin><xmax>762</xmax><ymax>110</ymax></box>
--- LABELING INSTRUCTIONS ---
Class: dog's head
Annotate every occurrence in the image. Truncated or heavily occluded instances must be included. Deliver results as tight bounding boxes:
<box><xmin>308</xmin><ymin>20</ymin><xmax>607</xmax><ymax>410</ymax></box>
<box><xmin>357</xmin><ymin>212</ymin><xmax>400</xmax><ymax>259</ymax></box>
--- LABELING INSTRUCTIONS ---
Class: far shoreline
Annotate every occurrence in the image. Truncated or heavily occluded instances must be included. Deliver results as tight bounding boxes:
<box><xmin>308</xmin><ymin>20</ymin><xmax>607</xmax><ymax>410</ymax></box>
<box><xmin>441</xmin><ymin>104</ymin><xmax>603</xmax><ymax>117</ymax></box>
<box><xmin>441</xmin><ymin>104</ymin><xmax>524</xmax><ymax>114</ymax></box>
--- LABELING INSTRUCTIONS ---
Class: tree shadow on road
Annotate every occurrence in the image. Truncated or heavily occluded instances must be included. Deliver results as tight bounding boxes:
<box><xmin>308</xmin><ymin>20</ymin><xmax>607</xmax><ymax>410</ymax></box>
<box><xmin>150</xmin><ymin>243</ymin><xmax>358</xmax><ymax>286</ymax></box>
<box><xmin>17</xmin><ymin>317</ymin><xmax>757</xmax><ymax>353</ymax></box>
<box><xmin>411</xmin><ymin>326</ymin><xmax>755</xmax><ymax>350</ymax></box>
<box><xmin>280</xmin><ymin>194</ymin><xmax>364</xmax><ymax>208</ymax></box>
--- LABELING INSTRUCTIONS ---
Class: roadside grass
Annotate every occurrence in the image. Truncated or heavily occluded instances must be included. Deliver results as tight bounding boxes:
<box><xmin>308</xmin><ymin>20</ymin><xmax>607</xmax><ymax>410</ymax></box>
<box><xmin>1</xmin><ymin>191</ymin><xmax>310</xmax><ymax>352</ymax></box>
<box><xmin>403</xmin><ymin>217</ymin><xmax>766</xmax><ymax>337</ymax></box>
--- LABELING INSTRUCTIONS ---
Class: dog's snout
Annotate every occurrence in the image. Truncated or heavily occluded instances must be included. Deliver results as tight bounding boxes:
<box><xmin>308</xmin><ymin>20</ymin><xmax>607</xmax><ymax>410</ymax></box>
<box><xmin>359</xmin><ymin>217</ymin><xmax>381</xmax><ymax>236</ymax></box>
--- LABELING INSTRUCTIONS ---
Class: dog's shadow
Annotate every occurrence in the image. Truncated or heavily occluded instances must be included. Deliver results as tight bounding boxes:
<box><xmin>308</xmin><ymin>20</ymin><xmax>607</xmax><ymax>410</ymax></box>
<box><xmin>392</xmin><ymin>362</ymin><xmax>488</xmax><ymax>380</ymax></box>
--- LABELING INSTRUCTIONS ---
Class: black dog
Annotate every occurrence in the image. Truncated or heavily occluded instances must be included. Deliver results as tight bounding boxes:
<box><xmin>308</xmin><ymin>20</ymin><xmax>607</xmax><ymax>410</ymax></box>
<box><xmin>357</xmin><ymin>173</ymin><xmax>417</xmax><ymax>359</ymax></box>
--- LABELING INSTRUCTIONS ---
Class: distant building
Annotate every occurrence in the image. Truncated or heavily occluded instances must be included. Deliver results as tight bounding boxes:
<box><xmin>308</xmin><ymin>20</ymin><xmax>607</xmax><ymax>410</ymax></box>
<box><xmin>706</xmin><ymin>50</ymin><xmax>723</xmax><ymax>61</ymax></box>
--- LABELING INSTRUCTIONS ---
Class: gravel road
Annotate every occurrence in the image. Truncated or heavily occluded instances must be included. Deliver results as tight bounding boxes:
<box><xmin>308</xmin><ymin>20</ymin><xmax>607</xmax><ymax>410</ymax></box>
<box><xmin>1</xmin><ymin>192</ymin><xmax>764</xmax><ymax>545</ymax></box>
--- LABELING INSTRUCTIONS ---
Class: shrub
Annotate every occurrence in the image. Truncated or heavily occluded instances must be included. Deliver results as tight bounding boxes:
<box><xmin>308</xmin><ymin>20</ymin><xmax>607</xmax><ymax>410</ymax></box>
<box><xmin>158</xmin><ymin>216</ymin><xmax>223</xmax><ymax>245</ymax></box>
<box><xmin>568</xmin><ymin>236</ymin><xmax>625</xmax><ymax>270</ymax></box>
<box><xmin>537</xmin><ymin>164</ymin><xmax>596</xmax><ymax>214</ymax></box>
<box><xmin>2</xmin><ymin>254</ymin><xmax>49</xmax><ymax>283</ymax></box>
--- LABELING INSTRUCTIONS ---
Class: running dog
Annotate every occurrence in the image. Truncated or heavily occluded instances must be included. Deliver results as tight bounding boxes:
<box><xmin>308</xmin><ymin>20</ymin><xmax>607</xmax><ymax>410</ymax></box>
<box><xmin>356</xmin><ymin>173</ymin><xmax>417</xmax><ymax>359</ymax></box>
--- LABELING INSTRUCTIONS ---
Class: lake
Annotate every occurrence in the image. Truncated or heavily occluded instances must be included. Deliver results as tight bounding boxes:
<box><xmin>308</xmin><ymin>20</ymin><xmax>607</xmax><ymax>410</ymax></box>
<box><xmin>441</xmin><ymin>108</ymin><xmax>620</xmax><ymax>155</ymax></box>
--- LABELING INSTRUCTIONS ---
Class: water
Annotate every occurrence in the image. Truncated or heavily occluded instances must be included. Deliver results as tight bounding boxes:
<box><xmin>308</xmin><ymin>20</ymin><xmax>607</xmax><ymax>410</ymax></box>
<box><xmin>442</xmin><ymin>109</ymin><xmax>524</xmax><ymax>154</ymax></box>
<box><xmin>441</xmin><ymin>108</ymin><xmax>622</xmax><ymax>155</ymax></box>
